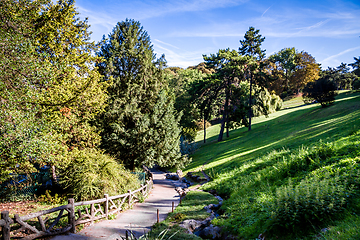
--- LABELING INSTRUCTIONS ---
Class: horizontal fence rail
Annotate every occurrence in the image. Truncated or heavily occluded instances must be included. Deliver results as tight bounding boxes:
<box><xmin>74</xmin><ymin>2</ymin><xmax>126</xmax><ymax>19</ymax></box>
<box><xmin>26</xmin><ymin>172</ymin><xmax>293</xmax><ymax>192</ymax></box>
<box><xmin>1</xmin><ymin>167</ymin><xmax>153</xmax><ymax>240</ymax></box>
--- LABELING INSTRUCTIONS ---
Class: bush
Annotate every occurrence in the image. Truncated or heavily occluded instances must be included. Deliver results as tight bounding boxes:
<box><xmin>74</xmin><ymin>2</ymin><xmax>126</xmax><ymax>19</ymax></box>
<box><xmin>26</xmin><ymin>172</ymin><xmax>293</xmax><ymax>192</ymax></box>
<box><xmin>271</xmin><ymin>173</ymin><xmax>351</xmax><ymax>230</ymax></box>
<box><xmin>252</xmin><ymin>86</ymin><xmax>283</xmax><ymax>117</ymax></box>
<box><xmin>60</xmin><ymin>148</ymin><xmax>140</xmax><ymax>201</ymax></box>
<box><xmin>303</xmin><ymin>76</ymin><xmax>338</xmax><ymax>107</ymax></box>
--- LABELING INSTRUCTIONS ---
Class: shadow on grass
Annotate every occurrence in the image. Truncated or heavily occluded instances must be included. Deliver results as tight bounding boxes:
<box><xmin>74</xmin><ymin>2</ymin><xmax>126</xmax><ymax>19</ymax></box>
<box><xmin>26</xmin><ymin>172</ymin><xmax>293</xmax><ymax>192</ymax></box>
<box><xmin>186</xmin><ymin>92</ymin><xmax>360</xmax><ymax>174</ymax></box>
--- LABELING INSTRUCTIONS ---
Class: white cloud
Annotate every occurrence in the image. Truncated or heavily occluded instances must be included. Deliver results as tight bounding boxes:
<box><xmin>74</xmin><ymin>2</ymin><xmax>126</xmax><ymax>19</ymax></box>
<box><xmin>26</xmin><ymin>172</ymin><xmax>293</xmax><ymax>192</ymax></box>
<box><xmin>153</xmin><ymin>40</ymin><xmax>206</xmax><ymax>68</ymax></box>
<box><xmin>321</xmin><ymin>46</ymin><xmax>360</xmax><ymax>67</ymax></box>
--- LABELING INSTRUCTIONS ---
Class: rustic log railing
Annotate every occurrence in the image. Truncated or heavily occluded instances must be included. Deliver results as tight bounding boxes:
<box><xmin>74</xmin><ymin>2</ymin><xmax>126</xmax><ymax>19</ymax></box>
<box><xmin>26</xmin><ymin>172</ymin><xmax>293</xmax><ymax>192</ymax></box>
<box><xmin>0</xmin><ymin>168</ymin><xmax>153</xmax><ymax>240</ymax></box>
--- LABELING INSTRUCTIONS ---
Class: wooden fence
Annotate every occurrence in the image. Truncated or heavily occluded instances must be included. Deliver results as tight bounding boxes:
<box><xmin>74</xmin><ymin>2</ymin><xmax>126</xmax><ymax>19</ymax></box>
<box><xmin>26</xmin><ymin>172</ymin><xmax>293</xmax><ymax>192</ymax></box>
<box><xmin>0</xmin><ymin>168</ymin><xmax>153</xmax><ymax>240</ymax></box>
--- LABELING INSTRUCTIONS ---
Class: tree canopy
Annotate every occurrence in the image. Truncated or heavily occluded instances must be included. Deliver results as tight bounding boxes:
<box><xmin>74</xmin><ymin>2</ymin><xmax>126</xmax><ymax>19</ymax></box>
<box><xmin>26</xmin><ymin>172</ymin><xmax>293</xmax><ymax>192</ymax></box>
<box><xmin>97</xmin><ymin>19</ymin><xmax>187</xmax><ymax>169</ymax></box>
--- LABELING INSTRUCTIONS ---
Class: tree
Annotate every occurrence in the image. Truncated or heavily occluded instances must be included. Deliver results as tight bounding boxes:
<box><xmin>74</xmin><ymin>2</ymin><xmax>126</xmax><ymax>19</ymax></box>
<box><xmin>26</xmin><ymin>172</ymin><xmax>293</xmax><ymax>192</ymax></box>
<box><xmin>97</xmin><ymin>19</ymin><xmax>185</xmax><ymax>169</ymax></box>
<box><xmin>291</xmin><ymin>51</ymin><xmax>320</xmax><ymax>93</ymax></box>
<box><xmin>239</xmin><ymin>26</ymin><xmax>266</xmax><ymax>131</ymax></box>
<box><xmin>303</xmin><ymin>76</ymin><xmax>338</xmax><ymax>107</ymax></box>
<box><xmin>269</xmin><ymin>47</ymin><xmax>297</xmax><ymax>95</ymax></box>
<box><xmin>32</xmin><ymin>0</ymin><xmax>109</xmax><ymax>180</ymax></box>
<box><xmin>349</xmin><ymin>56</ymin><xmax>360</xmax><ymax>77</ymax></box>
<box><xmin>0</xmin><ymin>0</ymin><xmax>56</xmax><ymax>181</ymax></box>
<box><xmin>0</xmin><ymin>0</ymin><xmax>110</xmax><ymax>183</ymax></box>
<box><xmin>321</xmin><ymin>65</ymin><xmax>357</xmax><ymax>90</ymax></box>
<box><xmin>268</xmin><ymin>49</ymin><xmax>321</xmax><ymax>97</ymax></box>
<box><xmin>165</xmin><ymin>68</ymin><xmax>207</xmax><ymax>141</ymax></box>
<box><xmin>203</xmin><ymin>49</ymin><xmax>250</xmax><ymax>141</ymax></box>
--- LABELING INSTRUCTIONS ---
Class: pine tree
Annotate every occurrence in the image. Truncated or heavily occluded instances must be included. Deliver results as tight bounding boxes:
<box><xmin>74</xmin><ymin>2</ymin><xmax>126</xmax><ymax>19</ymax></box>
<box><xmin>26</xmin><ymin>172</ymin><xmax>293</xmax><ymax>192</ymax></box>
<box><xmin>239</xmin><ymin>26</ymin><xmax>266</xmax><ymax>131</ymax></box>
<box><xmin>97</xmin><ymin>19</ymin><xmax>185</xmax><ymax>169</ymax></box>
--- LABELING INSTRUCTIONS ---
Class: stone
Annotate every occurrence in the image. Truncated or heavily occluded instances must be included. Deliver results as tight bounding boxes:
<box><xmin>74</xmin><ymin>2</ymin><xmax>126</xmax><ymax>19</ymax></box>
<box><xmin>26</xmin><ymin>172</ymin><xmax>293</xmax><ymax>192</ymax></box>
<box><xmin>179</xmin><ymin>219</ymin><xmax>203</xmax><ymax>234</ymax></box>
<box><xmin>197</xmin><ymin>224</ymin><xmax>222</xmax><ymax>239</ymax></box>
<box><xmin>165</xmin><ymin>173</ymin><xmax>180</xmax><ymax>180</ymax></box>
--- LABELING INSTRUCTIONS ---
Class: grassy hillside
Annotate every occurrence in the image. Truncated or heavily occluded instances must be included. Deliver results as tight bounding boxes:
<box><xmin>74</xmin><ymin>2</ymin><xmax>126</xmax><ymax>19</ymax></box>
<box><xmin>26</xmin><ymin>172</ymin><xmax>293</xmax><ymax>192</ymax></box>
<box><xmin>185</xmin><ymin>91</ymin><xmax>360</xmax><ymax>239</ymax></box>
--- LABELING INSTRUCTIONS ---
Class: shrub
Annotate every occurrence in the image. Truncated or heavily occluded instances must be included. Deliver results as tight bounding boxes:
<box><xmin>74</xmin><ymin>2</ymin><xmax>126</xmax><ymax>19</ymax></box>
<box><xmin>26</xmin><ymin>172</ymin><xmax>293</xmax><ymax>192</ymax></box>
<box><xmin>60</xmin><ymin>148</ymin><xmax>140</xmax><ymax>201</ymax></box>
<box><xmin>302</xmin><ymin>76</ymin><xmax>338</xmax><ymax>107</ymax></box>
<box><xmin>252</xmin><ymin>86</ymin><xmax>283</xmax><ymax>117</ymax></box>
<box><xmin>271</xmin><ymin>173</ymin><xmax>351</xmax><ymax>230</ymax></box>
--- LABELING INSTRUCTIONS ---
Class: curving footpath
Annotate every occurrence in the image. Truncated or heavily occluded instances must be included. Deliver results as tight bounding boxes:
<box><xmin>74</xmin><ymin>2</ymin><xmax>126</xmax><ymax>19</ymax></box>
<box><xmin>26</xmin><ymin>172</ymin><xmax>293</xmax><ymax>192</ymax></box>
<box><xmin>51</xmin><ymin>168</ymin><xmax>180</xmax><ymax>240</ymax></box>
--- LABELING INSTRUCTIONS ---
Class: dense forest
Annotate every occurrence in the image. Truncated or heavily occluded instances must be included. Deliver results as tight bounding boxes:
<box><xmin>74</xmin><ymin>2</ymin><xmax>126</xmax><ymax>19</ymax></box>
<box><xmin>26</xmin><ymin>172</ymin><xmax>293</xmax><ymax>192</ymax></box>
<box><xmin>1</xmin><ymin>0</ymin><xmax>360</xmax><ymax>239</ymax></box>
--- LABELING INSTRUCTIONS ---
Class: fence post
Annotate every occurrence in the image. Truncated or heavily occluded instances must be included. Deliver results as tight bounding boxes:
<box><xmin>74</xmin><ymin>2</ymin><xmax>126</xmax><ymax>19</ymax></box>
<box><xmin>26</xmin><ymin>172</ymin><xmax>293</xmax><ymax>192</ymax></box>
<box><xmin>157</xmin><ymin>209</ymin><xmax>159</xmax><ymax>223</ymax></box>
<box><xmin>1</xmin><ymin>211</ymin><xmax>11</xmax><ymax>240</ymax></box>
<box><xmin>128</xmin><ymin>190</ymin><xmax>131</xmax><ymax>206</ymax></box>
<box><xmin>104</xmin><ymin>194</ymin><xmax>109</xmax><ymax>219</ymax></box>
<box><xmin>68</xmin><ymin>199</ymin><xmax>75</xmax><ymax>233</ymax></box>
<box><xmin>172</xmin><ymin>202</ymin><xmax>174</xmax><ymax>213</ymax></box>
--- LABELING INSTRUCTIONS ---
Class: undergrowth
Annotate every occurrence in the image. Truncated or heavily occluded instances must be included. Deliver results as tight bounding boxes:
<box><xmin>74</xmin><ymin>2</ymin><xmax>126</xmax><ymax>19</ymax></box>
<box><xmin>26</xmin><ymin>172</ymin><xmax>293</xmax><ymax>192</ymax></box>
<box><xmin>205</xmin><ymin>130</ymin><xmax>360</xmax><ymax>239</ymax></box>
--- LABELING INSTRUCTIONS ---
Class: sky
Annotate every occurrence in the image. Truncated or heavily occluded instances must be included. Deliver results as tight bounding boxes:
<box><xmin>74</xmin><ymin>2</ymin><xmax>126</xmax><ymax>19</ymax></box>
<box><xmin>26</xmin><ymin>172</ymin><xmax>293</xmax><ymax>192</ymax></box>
<box><xmin>75</xmin><ymin>0</ymin><xmax>360</xmax><ymax>70</ymax></box>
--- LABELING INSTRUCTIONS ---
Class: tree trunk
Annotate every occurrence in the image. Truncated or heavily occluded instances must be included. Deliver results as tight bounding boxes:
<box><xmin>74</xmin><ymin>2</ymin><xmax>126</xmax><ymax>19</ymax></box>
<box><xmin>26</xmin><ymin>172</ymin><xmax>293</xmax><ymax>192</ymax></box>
<box><xmin>248</xmin><ymin>73</ymin><xmax>253</xmax><ymax>131</ymax></box>
<box><xmin>51</xmin><ymin>165</ymin><xmax>58</xmax><ymax>184</ymax></box>
<box><xmin>218</xmin><ymin>81</ymin><xmax>230</xmax><ymax>142</ymax></box>
<box><xmin>218</xmin><ymin>111</ymin><xmax>226</xmax><ymax>142</ymax></box>
<box><xmin>226</xmin><ymin>118</ymin><xmax>229</xmax><ymax>138</ymax></box>
<box><xmin>203</xmin><ymin>118</ymin><xmax>206</xmax><ymax>143</ymax></box>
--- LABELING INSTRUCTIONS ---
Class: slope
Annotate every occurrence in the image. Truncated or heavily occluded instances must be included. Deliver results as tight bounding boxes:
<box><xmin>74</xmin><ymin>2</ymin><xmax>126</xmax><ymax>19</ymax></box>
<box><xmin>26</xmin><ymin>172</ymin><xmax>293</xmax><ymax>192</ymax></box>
<box><xmin>185</xmin><ymin>91</ymin><xmax>360</xmax><ymax>239</ymax></box>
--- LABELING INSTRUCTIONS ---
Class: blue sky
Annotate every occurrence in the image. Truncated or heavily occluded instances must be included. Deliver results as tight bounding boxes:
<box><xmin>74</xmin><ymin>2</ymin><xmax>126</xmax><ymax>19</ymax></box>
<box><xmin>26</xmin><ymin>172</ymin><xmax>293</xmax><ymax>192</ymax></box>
<box><xmin>75</xmin><ymin>0</ymin><xmax>360</xmax><ymax>69</ymax></box>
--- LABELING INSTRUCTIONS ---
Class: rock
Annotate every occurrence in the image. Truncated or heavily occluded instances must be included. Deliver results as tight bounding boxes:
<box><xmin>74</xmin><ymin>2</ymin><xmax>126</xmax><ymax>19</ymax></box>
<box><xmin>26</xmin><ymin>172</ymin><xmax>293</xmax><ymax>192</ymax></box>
<box><xmin>204</xmin><ymin>205</ymin><xmax>212</xmax><ymax>213</ymax></box>
<box><xmin>214</xmin><ymin>195</ymin><xmax>223</xmax><ymax>203</ymax></box>
<box><xmin>176</xmin><ymin>169</ymin><xmax>183</xmax><ymax>178</ymax></box>
<box><xmin>175</xmin><ymin>187</ymin><xmax>189</xmax><ymax>197</ymax></box>
<box><xmin>165</xmin><ymin>173</ymin><xmax>180</xmax><ymax>180</ymax></box>
<box><xmin>179</xmin><ymin>219</ymin><xmax>203</xmax><ymax>234</ymax></box>
<box><xmin>196</xmin><ymin>224</ymin><xmax>222</xmax><ymax>239</ymax></box>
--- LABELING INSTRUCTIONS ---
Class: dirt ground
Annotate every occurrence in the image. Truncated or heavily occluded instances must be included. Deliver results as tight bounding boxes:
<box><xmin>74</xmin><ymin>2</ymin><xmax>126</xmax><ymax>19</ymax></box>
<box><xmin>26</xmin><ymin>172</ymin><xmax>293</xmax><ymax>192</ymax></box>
<box><xmin>0</xmin><ymin>200</ymin><xmax>42</xmax><ymax>217</ymax></box>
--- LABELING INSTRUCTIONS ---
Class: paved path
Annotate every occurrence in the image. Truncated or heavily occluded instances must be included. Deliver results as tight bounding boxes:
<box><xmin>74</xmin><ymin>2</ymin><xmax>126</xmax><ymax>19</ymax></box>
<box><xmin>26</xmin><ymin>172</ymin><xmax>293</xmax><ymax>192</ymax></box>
<box><xmin>51</xmin><ymin>169</ymin><xmax>181</xmax><ymax>240</ymax></box>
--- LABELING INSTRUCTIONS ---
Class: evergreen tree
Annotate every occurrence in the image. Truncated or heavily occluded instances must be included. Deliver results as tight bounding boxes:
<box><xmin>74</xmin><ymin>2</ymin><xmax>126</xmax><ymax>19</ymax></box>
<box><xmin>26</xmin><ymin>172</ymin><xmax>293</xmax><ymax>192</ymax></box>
<box><xmin>97</xmin><ymin>19</ymin><xmax>185</xmax><ymax>169</ymax></box>
<box><xmin>239</xmin><ymin>26</ymin><xmax>266</xmax><ymax>131</ymax></box>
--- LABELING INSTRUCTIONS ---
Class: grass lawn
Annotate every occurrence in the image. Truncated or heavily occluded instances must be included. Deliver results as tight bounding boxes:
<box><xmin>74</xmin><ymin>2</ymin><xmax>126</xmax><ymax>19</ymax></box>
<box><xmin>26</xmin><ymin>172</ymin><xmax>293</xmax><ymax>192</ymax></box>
<box><xmin>188</xmin><ymin>91</ymin><xmax>360</xmax><ymax>174</ymax></box>
<box><xmin>183</xmin><ymin>90</ymin><xmax>360</xmax><ymax>239</ymax></box>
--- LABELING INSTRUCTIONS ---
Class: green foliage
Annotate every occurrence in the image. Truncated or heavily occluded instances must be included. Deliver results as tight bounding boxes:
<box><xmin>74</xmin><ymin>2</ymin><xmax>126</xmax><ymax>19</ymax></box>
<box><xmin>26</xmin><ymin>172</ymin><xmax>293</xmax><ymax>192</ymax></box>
<box><xmin>352</xmin><ymin>77</ymin><xmax>360</xmax><ymax>90</ymax></box>
<box><xmin>97</xmin><ymin>19</ymin><xmax>186</xmax><ymax>169</ymax></box>
<box><xmin>0</xmin><ymin>0</ymin><xmax>108</xmax><ymax>187</ymax></box>
<box><xmin>59</xmin><ymin>148</ymin><xmax>140</xmax><ymax>201</ymax></box>
<box><xmin>187</xmin><ymin>92</ymin><xmax>360</xmax><ymax>239</ymax></box>
<box><xmin>170</xmin><ymin>213</ymin><xmax>186</xmax><ymax>222</ymax></box>
<box><xmin>0</xmin><ymin>0</ymin><xmax>61</xmax><ymax>181</ymax></box>
<box><xmin>350</xmin><ymin>56</ymin><xmax>360</xmax><ymax>77</ymax></box>
<box><xmin>269</xmin><ymin>47</ymin><xmax>297</xmax><ymax>92</ymax></box>
<box><xmin>202</xmin><ymin>48</ymin><xmax>251</xmax><ymax>141</ymax></box>
<box><xmin>143</xmin><ymin>191</ymin><xmax>218</xmax><ymax>240</ymax></box>
<box><xmin>37</xmin><ymin>190</ymin><xmax>65</xmax><ymax>205</ymax></box>
<box><xmin>271</xmin><ymin>173</ymin><xmax>350</xmax><ymax>230</ymax></box>
<box><xmin>165</xmin><ymin>68</ymin><xmax>207</xmax><ymax>141</ymax></box>
<box><xmin>303</xmin><ymin>75</ymin><xmax>338</xmax><ymax>107</ymax></box>
<box><xmin>239</xmin><ymin>26</ymin><xmax>266</xmax><ymax>60</ymax></box>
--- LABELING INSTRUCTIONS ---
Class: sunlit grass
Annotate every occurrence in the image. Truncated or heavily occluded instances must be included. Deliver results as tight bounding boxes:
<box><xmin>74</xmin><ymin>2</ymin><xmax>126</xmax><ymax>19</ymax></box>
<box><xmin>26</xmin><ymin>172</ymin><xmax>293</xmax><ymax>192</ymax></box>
<box><xmin>183</xmin><ymin>91</ymin><xmax>360</xmax><ymax>239</ymax></box>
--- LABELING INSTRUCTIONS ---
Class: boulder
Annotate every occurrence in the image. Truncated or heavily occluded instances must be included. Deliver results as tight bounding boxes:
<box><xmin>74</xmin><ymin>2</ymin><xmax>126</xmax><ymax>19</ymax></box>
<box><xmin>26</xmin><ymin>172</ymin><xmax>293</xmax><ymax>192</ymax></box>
<box><xmin>179</xmin><ymin>219</ymin><xmax>203</xmax><ymax>234</ymax></box>
<box><xmin>196</xmin><ymin>224</ymin><xmax>222</xmax><ymax>239</ymax></box>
